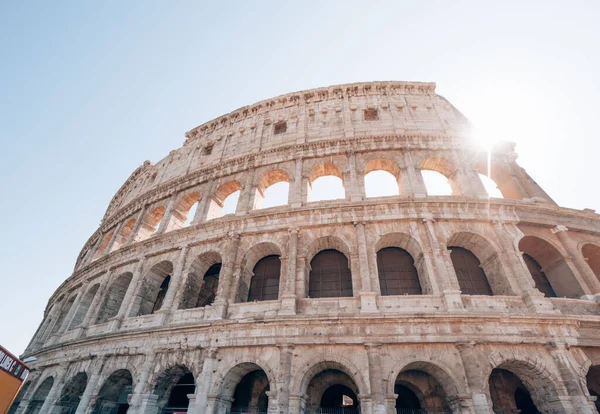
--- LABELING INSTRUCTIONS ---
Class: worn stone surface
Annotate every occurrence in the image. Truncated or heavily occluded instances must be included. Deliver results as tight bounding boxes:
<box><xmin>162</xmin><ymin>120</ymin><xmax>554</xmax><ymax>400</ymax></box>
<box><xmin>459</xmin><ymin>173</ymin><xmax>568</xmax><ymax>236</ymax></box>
<box><xmin>11</xmin><ymin>81</ymin><xmax>600</xmax><ymax>414</ymax></box>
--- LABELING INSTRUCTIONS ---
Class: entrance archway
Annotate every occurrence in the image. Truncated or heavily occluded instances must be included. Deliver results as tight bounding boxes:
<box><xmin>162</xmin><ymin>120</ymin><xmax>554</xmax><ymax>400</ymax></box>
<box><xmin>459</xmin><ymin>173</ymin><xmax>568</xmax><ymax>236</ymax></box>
<box><xmin>586</xmin><ymin>365</ymin><xmax>600</xmax><ymax>412</ymax></box>
<box><xmin>215</xmin><ymin>363</ymin><xmax>271</xmax><ymax>414</ymax></box>
<box><xmin>305</xmin><ymin>369</ymin><xmax>360</xmax><ymax>414</ymax></box>
<box><xmin>394</xmin><ymin>369</ymin><xmax>451</xmax><ymax>412</ymax></box>
<box><xmin>25</xmin><ymin>376</ymin><xmax>54</xmax><ymax>414</ymax></box>
<box><xmin>92</xmin><ymin>369</ymin><xmax>132</xmax><ymax>414</ymax></box>
<box><xmin>489</xmin><ymin>368</ymin><xmax>541</xmax><ymax>414</ymax></box>
<box><xmin>153</xmin><ymin>366</ymin><xmax>195</xmax><ymax>413</ymax></box>
<box><xmin>55</xmin><ymin>372</ymin><xmax>88</xmax><ymax>413</ymax></box>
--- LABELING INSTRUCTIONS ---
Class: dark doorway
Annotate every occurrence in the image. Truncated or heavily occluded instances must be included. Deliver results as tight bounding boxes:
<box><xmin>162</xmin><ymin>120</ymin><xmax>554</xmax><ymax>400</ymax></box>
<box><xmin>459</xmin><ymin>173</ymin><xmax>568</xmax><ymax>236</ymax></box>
<box><xmin>309</xmin><ymin>250</ymin><xmax>353</xmax><ymax>298</ymax></box>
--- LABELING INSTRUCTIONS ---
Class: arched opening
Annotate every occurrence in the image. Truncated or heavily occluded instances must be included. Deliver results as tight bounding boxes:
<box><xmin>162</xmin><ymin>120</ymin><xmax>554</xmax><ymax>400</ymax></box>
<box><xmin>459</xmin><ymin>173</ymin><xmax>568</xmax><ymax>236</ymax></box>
<box><xmin>476</xmin><ymin>159</ymin><xmax>524</xmax><ymax>200</ymax></box>
<box><xmin>168</xmin><ymin>191</ymin><xmax>201</xmax><ymax>230</ymax></box>
<box><xmin>92</xmin><ymin>369</ymin><xmax>132</xmax><ymax>414</ymax></box>
<box><xmin>217</xmin><ymin>363</ymin><xmax>270</xmax><ymax>414</ymax></box>
<box><xmin>308</xmin><ymin>163</ymin><xmax>345</xmax><ymax>202</ymax></box>
<box><xmin>519</xmin><ymin>235</ymin><xmax>583</xmax><ymax>298</ymax></box>
<box><xmin>95</xmin><ymin>272</ymin><xmax>132</xmax><ymax>324</ymax></box>
<box><xmin>364</xmin><ymin>158</ymin><xmax>401</xmax><ymax>198</ymax></box>
<box><xmin>68</xmin><ymin>284</ymin><xmax>100</xmax><ymax>330</ymax></box>
<box><xmin>247</xmin><ymin>255</ymin><xmax>281</xmax><ymax>302</ymax></box>
<box><xmin>55</xmin><ymin>372</ymin><xmax>88</xmax><ymax>413</ymax></box>
<box><xmin>395</xmin><ymin>370</ymin><xmax>450</xmax><ymax>412</ymax></box>
<box><xmin>179</xmin><ymin>252</ymin><xmax>222</xmax><ymax>310</ymax></box>
<box><xmin>255</xmin><ymin>169</ymin><xmax>290</xmax><ymax>209</ymax></box>
<box><xmin>50</xmin><ymin>295</ymin><xmax>76</xmax><ymax>336</ymax></box>
<box><xmin>92</xmin><ymin>232</ymin><xmax>114</xmax><ymax>261</ymax></box>
<box><xmin>7</xmin><ymin>380</ymin><xmax>31</xmax><ymax>414</ymax></box>
<box><xmin>305</xmin><ymin>369</ymin><xmax>360</xmax><ymax>414</ymax></box>
<box><xmin>153</xmin><ymin>366</ymin><xmax>195</xmax><ymax>413</ymax></box>
<box><xmin>309</xmin><ymin>250</ymin><xmax>353</xmax><ymax>298</ymax></box>
<box><xmin>395</xmin><ymin>383</ymin><xmax>421</xmax><ymax>410</ymax></box>
<box><xmin>377</xmin><ymin>247</ymin><xmax>422</xmax><ymax>295</ymax></box>
<box><xmin>489</xmin><ymin>368</ymin><xmax>540</xmax><ymax>414</ymax></box>
<box><xmin>25</xmin><ymin>376</ymin><xmax>54</xmax><ymax>414</ymax></box>
<box><xmin>207</xmin><ymin>181</ymin><xmax>241</xmax><ymax>220</ymax></box>
<box><xmin>109</xmin><ymin>218</ymin><xmax>136</xmax><ymax>252</ymax></box>
<box><xmin>449</xmin><ymin>247</ymin><xmax>493</xmax><ymax>295</ymax></box>
<box><xmin>130</xmin><ymin>261</ymin><xmax>174</xmax><ymax>317</ymax></box>
<box><xmin>522</xmin><ymin>254</ymin><xmax>557</xmax><ymax>298</ymax></box>
<box><xmin>478</xmin><ymin>173</ymin><xmax>504</xmax><ymax>198</ymax></box>
<box><xmin>582</xmin><ymin>244</ymin><xmax>600</xmax><ymax>282</ymax></box>
<box><xmin>586</xmin><ymin>365</ymin><xmax>600</xmax><ymax>412</ymax></box>
<box><xmin>421</xmin><ymin>170</ymin><xmax>452</xmax><ymax>196</ymax></box>
<box><xmin>135</xmin><ymin>206</ymin><xmax>166</xmax><ymax>241</ymax></box>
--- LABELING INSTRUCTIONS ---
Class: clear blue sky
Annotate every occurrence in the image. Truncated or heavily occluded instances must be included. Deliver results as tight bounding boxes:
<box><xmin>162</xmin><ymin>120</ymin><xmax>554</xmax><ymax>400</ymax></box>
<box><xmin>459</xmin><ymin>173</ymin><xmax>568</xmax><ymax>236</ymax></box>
<box><xmin>1</xmin><ymin>1</ymin><xmax>599</xmax><ymax>354</ymax></box>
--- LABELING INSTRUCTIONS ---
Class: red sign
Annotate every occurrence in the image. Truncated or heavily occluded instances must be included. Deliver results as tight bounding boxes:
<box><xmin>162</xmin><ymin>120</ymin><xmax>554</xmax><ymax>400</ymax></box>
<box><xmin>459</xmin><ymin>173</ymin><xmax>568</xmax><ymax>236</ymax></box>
<box><xmin>0</xmin><ymin>346</ymin><xmax>29</xmax><ymax>382</ymax></box>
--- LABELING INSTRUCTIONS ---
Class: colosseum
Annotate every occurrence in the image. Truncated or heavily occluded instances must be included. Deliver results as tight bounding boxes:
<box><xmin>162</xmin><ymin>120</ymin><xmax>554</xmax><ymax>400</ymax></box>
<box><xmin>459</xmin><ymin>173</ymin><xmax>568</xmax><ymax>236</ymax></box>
<box><xmin>9</xmin><ymin>81</ymin><xmax>600</xmax><ymax>414</ymax></box>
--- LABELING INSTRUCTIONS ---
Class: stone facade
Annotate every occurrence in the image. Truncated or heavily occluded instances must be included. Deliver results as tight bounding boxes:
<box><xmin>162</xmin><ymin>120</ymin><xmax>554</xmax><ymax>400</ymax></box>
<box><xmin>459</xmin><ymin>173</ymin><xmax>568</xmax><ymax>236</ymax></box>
<box><xmin>11</xmin><ymin>81</ymin><xmax>600</xmax><ymax>414</ymax></box>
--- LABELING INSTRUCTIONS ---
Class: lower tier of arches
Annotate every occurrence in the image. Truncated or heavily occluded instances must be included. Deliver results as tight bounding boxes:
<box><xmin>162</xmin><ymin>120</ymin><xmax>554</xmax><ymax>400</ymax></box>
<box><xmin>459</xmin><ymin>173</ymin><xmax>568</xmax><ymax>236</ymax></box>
<box><xmin>10</xmin><ymin>340</ymin><xmax>600</xmax><ymax>414</ymax></box>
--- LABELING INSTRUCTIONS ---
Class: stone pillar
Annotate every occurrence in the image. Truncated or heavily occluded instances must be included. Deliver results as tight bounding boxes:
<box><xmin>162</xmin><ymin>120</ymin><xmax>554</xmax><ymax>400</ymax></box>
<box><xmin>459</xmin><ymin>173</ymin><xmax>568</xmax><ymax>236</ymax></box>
<box><xmin>366</xmin><ymin>344</ymin><xmax>386</xmax><ymax>414</ymax></box>
<box><xmin>193</xmin><ymin>181</ymin><xmax>215</xmax><ymax>225</ymax></box>
<box><xmin>74</xmin><ymin>358</ymin><xmax>105</xmax><ymax>414</ymax></box>
<box><xmin>111</xmin><ymin>258</ymin><xmax>145</xmax><ymax>329</ymax></box>
<box><xmin>125</xmin><ymin>206</ymin><xmax>148</xmax><ymax>246</ymax></box>
<box><xmin>346</xmin><ymin>151</ymin><xmax>363</xmax><ymax>202</ymax></box>
<box><xmin>289</xmin><ymin>158</ymin><xmax>303</xmax><ymax>208</ymax></box>
<box><xmin>421</xmin><ymin>218</ymin><xmax>463</xmax><ymax>310</ymax></box>
<box><xmin>155</xmin><ymin>246</ymin><xmax>190</xmax><ymax>322</ymax></box>
<box><xmin>553</xmin><ymin>225</ymin><xmax>600</xmax><ymax>296</ymax></box>
<box><xmin>456</xmin><ymin>343</ymin><xmax>492</xmax><ymax>414</ymax></box>
<box><xmin>83</xmin><ymin>234</ymin><xmax>104</xmax><ymax>266</ymax></box>
<box><xmin>402</xmin><ymin>151</ymin><xmax>427</xmax><ymax>198</ymax></box>
<box><xmin>55</xmin><ymin>286</ymin><xmax>88</xmax><ymax>337</ymax></box>
<box><xmin>236</xmin><ymin>167</ymin><xmax>257</xmax><ymax>214</ymax></box>
<box><xmin>74</xmin><ymin>275</ymin><xmax>110</xmax><ymax>338</ymax></box>
<box><xmin>355</xmin><ymin>221</ymin><xmax>378</xmax><ymax>313</ymax></box>
<box><xmin>39</xmin><ymin>368</ymin><xmax>69</xmax><ymax>414</ymax></box>
<box><xmin>157</xmin><ymin>193</ymin><xmax>178</xmax><ymax>234</ymax></box>
<box><xmin>104</xmin><ymin>223</ymin><xmax>124</xmax><ymax>255</ymax></box>
<box><xmin>212</xmin><ymin>233</ymin><xmax>241</xmax><ymax>319</ymax></box>
<box><xmin>128</xmin><ymin>353</ymin><xmax>157</xmax><ymax>413</ymax></box>
<box><xmin>458</xmin><ymin>167</ymin><xmax>489</xmax><ymax>199</ymax></box>
<box><xmin>510</xmin><ymin>162</ymin><xmax>557</xmax><ymax>204</ymax></box>
<box><xmin>276</xmin><ymin>345</ymin><xmax>294</xmax><ymax>413</ymax></box>
<box><xmin>280</xmin><ymin>228</ymin><xmax>299</xmax><ymax>316</ymax></box>
<box><xmin>193</xmin><ymin>348</ymin><xmax>218</xmax><ymax>414</ymax></box>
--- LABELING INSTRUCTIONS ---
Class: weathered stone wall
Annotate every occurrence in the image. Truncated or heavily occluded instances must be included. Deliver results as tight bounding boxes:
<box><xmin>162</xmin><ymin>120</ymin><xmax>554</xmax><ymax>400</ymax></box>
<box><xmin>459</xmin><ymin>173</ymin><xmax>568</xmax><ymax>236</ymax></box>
<box><xmin>13</xmin><ymin>81</ymin><xmax>600</xmax><ymax>414</ymax></box>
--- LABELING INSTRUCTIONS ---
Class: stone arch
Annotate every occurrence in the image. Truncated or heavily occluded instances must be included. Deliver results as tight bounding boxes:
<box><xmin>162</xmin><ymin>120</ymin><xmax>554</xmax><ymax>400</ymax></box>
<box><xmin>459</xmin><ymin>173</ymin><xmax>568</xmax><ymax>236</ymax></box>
<box><xmin>55</xmin><ymin>371</ymin><xmax>88</xmax><ymax>412</ymax></box>
<box><xmin>168</xmin><ymin>190</ymin><xmax>201</xmax><ymax>230</ymax></box>
<box><xmin>484</xmin><ymin>355</ymin><xmax>564</xmax><ymax>413</ymax></box>
<box><xmin>363</xmin><ymin>158</ymin><xmax>401</xmax><ymax>197</ymax></box>
<box><xmin>25</xmin><ymin>375</ymin><xmax>54</xmax><ymax>414</ymax></box>
<box><xmin>304</xmin><ymin>236</ymin><xmax>352</xmax><ymax>265</ymax></box>
<box><xmin>519</xmin><ymin>235</ymin><xmax>584</xmax><ymax>298</ymax></box>
<box><xmin>130</xmin><ymin>260</ymin><xmax>174</xmax><ymax>316</ymax></box>
<box><xmin>95</xmin><ymin>272</ymin><xmax>133</xmax><ymax>324</ymax></box>
<box><xmin>49</xmin><ymin>294</ymin><xmax>77</xmax><ymax>336</ymax></box>
<box><xmin>91</xmin><ymin>232</ymin><xmax>113</xmax><ymax>261</ymax></box>
<box><xmin>477</xmin><ymin>173</ymin><xmax>504</xmax><ymax>198</ymax></box>
<box><xmin>211</xmin><ymin>361</ymin><xmax>274</xmax><ymax>413</ymax></box>
<box><xmin>585</xmin><ymin>364</ymin><xmax>600</xmax><ymax>412</ymax></box>
<box><xmin>476</xmin><ymin>159</ymin><xmax>525</xmax><ymax>200</ymax></box>
<box><xmin>582</xmin><ymin>243</ymin><xmax>600</xmax><ymax>281</ymax></box>
<box><xmin>68</xmin><ymin>283</ymin><xmax>100</xmax><ymax>330</ymax></box>
<box><xmin>152</xmin><ymin>364</ymin><xmax>195</xmax><ymax>413</ymax></box>
<box><xmin>254</xmin><ymin>168</ymin><xmax>291</xmax><ymax>209</ymax></box>
<box><xmin>179</xmin><ymin>251</ymin><xmax>223</xmax><ymax>309</ymax></box>
<box><xmin>135</xmin><ymin>205</ymin><xmax>166</xmax><ymax>241</ymax></box>
<box><xmin>447</xmin><ymin>231</ymin><xmax>514</xmax><ymax>296</ymax></box>
<box><xmin>420</xmin><ymin>156</ymin><xmax>460</xmax><ymax>196</ymax></box>
<box><xmin>387</xmin><ymin>359</ymin><xmax>462</xmax><ymax>400</ymax></box>
<box><xmin>236</xmin><ymin>242</ymin><xmax>283</xmax><ymax>303</ymax></box>
<box><xmin>207</xmin><ymin>180</ymin><xmax>241</xmax><ymax>220</ymax></box>
<box><xmin>308</xmin><ymin>162</ymin><xmax>345</xmax><ymax>201</ymax></box>
<box><xmin>92</xmin><ymin>369</ymin><xmax>133</xmax><ymax>414</ymax></box>
<box><xmin>109</xmin><ymin>218</ymin><xmax>136</xmax><ymax>252</ymax></box>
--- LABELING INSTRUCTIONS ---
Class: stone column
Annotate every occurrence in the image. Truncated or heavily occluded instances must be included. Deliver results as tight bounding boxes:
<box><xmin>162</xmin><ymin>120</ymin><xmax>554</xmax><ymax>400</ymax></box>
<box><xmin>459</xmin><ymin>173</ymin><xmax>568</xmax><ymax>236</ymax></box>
<box><xmin>355</xmin><ymin>221</ymin><xmax>378</xmax><ymax>313</ymax></box>
<box><xmin>193</xmin><ymin>348</ymin><xmax>218</xmax><ymax>414</ymax></box>
<box><xmin>111</xmin><ymin>258</ymin><xmax>145</xmax><ymax>329</ymax></box>
<box><xmin>366</xmin><ymin>344</ymin><xmax>386</xmax><ymax>414</ymax></box>
<box><xmin>74</xmin><ymin>358</ymin><xmax>106</xmax><ymax>414</ymax></box>
<box><xmin>192</xmin><ymin>181</ymin><xmax>215</xmax><ymax>225</ymax></box>
<box><xmin>280</xmin><ymin>228</ymin><xmax>299</xmax><ymax>315</ymax></box>
<box><xmin>422</xmin><ymin>218</ymin><xmax>464</xmax><ymax>310</ymax></box>
<box><xmin>277</xmin><ymin>345</ymin><xmax>294</xmax><ymax>413</ymax></box>
<box><xmin>74</xmin><ymin>274</ymin><xmax>110</xmax><ymax>338</ymax></box>
<box><xmin>83</xmin><ymin>235</ymin><xmax>105</xmax><ymax>266</ymax></box>
<box><xmin>155</xmin><ymin>246</ymin><xmax>190</xmax><ymax>322</ymax></box>
<box><xmin>456</xmin><ymin>343</ymin><xmax>491</xmax><ymax>414</ymax></box>
<box><xmin>128</xmin><ymin>353</ymin><xmax>157</xmax><ymax>413</ymax></box>
<box><xmin>289</xmin><ymin>158</ymin><xmax>303</xmax><ymax>208</ymax></box>
<box><xmin>458</xmin><ymin>167</ymin><xmax>489</xmax><ymax>199</ymax></box>
<box><xmin>402</xmin><ymin>151</ymin><xmax>427</xmax><ymax>198</ymax></box>
<box><xmin>212</xmin><ymin>233</ymin><xmax>241</xmax><ymax>319</ymax></box>
<box><xmin>55</xmin><ymin>286</ymin><xmax>88</xmax><ymax>337</ymax></box>
<box><xmin>104</xmin><ymin>223</ymin><xmax>124</xmax><ymax>255</ymax></box>
<box><xmin>345</xmin><ymin>151</ymin><xmax>363</xmax><ymax>202</ymax></box>
<box><xmin>157</xmin><ymin>193</ymin><xmax>178</xmax><ymax>234</ymax></box>
<box><xmin>39</xmin><ymin>368</ymin><xmax>69</xmax><ymax>414</ymax></box>
<box><xmin>553</xmin><ymin>225</ymin><xmax>600</xmax><ymax>296</ymax></box>
<box><xmin>125</xmin><ymin>206</ymin><xmax>148</xmax><ymax>246</ymax></box>
<box><xmin>236</xmin><ymin>167</ymin><xmax>257</xmax><ymax>214</ymax></box>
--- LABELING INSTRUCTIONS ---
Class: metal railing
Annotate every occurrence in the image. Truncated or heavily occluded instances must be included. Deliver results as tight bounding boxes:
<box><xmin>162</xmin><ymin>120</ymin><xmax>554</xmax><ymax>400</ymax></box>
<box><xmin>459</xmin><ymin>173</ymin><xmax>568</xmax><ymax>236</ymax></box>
<box><xmin>396</xmin><ymin>410</ymin><xmax>452</xmax><ymax>414</ymax></box>
<box><xmin>317</xmin><ymin>408</ymin><xmax>361</xmax><ymax>414</ymax></box>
